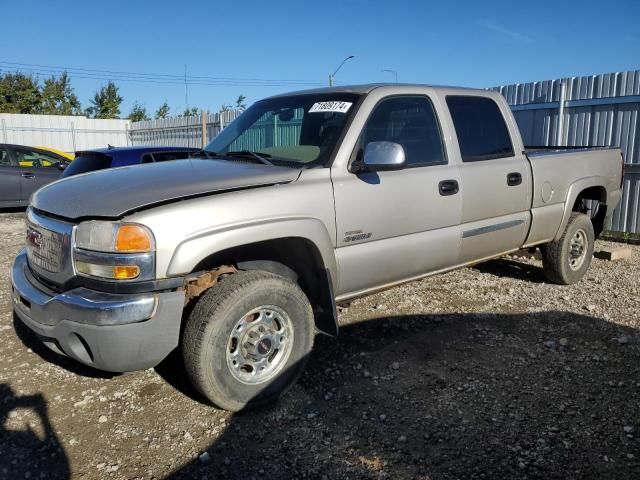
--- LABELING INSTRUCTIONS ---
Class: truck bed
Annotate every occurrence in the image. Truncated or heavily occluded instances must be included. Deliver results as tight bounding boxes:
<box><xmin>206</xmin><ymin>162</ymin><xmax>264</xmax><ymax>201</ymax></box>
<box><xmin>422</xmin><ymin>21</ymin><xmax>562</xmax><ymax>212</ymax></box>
<box><xmin>522</xmin><ymin>146</ymin><xmax>623</xmax><ymax>247</ymax></box>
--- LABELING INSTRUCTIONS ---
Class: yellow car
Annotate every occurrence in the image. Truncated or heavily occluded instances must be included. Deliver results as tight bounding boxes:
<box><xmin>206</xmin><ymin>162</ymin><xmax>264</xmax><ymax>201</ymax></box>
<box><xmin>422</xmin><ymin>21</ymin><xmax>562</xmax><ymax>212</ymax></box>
<box><xmin>34</xmin><ymin>146</ymin><xmax>75</xmax><ymax>162</ymax></box>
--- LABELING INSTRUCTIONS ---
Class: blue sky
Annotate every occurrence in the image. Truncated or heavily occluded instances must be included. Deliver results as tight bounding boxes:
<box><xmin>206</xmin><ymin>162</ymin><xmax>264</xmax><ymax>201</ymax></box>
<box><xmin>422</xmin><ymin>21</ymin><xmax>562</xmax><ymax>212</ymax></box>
<box><xmin>1</xmin><ymin>0</ymin><xmax>638</xmax><ymax>116</ymax></box>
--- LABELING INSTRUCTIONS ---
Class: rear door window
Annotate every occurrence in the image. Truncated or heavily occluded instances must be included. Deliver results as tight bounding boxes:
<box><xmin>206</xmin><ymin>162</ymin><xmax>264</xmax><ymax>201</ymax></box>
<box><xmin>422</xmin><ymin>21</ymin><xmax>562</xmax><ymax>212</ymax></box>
<box><xmin>446</xmin><ymin>96</ymin><xmax>514</xmax><ymax>162</ymax></box>
<box><xmin>0</xmin><ymin>147</ymin><xmax>10</xmax><ymax>166</ymax></box>
<box><xmin>61</xmin><ymin>153</ymin><xmax>112</xmax><ymax>178</ymax></box>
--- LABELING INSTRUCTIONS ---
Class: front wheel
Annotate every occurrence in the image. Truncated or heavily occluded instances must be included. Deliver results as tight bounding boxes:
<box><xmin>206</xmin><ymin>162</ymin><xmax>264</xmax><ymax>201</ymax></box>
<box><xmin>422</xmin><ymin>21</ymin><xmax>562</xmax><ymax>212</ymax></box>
<box><xmin>541</xmin><ymin>212</ymin><xmax>595</xmax><ymax>285</ymax></box>
<box><xmin>182</xmin><ymin>270</ymin><xmax>315</xmax><ymax>411</ymax></box>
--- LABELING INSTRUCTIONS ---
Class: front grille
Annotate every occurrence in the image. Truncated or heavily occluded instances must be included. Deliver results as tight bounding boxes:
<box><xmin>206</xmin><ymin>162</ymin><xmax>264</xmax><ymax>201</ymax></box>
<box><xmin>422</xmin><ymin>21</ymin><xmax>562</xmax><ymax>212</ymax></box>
<box><xmin>25</xmin><ymin>208</ymin><xmax>75</xmax><ymax>286</ymax></box>
<box><xmin>26</xmin><ymin>224</ymin><xmax>64</xmax><ymax>272</ymax></box>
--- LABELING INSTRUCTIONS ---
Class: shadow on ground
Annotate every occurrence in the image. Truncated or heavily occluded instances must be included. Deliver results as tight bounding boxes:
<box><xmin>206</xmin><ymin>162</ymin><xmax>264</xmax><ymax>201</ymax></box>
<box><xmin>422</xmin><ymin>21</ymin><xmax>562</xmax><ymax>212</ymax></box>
<box><xmin>165</xmin><ymin>310</ymin><xmax>639</xmax><ymax>480</ymax></box>
<box><xmin>0</xmin><ymin>384</ymin><xmax>70</xmax><ymax>480</ymax></box>
<box><xmin>472</xmin><ymin>257</ymin><xmax>546</xmax><ymax>283</ymax></box>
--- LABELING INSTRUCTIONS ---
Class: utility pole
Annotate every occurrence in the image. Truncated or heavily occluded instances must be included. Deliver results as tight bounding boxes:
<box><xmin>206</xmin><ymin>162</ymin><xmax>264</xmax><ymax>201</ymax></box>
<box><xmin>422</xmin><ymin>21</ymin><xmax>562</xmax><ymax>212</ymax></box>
<box><xmin>184</xmin><ymin>64</ymin><xmax>188</xmax><ymax>111</ymax></box>
<box><xmin>329</xmin><ymin>55</ymin><xmax>354</xmax><ymax>87</ymax></box>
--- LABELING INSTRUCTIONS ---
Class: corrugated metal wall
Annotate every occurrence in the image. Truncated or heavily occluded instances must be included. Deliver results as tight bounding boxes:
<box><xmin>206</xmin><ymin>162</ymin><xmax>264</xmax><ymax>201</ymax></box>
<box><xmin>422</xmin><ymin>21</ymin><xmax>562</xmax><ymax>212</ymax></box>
<box><xmin>0</xmin><ymin>113</ymin><xmax>130</xmax><ymax>151</ymax></box>
<box><xmin>129</xmin><ymin>110</ymin><xmax>244</xmax><ymax>148</ymax></box>
<box><xmin>493</xmin><ymin>70</ymin><xmax>640</xmax><ymax>233</ymax></box>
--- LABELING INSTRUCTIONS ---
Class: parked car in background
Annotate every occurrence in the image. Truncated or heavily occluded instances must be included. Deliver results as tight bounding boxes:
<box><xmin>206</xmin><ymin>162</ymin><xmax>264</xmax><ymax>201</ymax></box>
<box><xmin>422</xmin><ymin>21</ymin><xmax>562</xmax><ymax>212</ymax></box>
<box><xmin>34</xmin><ymin>146</ymin><xmax>75</xmax><ymax>162</ymax></box>
<box><xmin>0</xmin><ymin>143</ymin><xmax>70</xmax><ymax>207</ymax></box>
<box><xmin>61</xmin><ymin>145</ymin><xmax>200</xmax><ymax>178</ymax></box>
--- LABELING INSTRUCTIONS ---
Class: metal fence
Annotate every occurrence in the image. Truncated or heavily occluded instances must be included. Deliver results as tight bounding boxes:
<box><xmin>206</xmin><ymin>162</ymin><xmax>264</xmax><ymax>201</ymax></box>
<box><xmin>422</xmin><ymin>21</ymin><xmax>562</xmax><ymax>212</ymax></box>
<box><xmin>0</xmin><ymin>113</ymin><xmax>130</xmax><ymax>151</ymax></box>
<box><xmin>493</xmin><ymin>70</ymin><xmax>640</xmax><ymax>233</ymax></box>
<box><xmin>128</xmin><ymin>110</ymin><xmax>243</xmax><ymax>148</ymax></box>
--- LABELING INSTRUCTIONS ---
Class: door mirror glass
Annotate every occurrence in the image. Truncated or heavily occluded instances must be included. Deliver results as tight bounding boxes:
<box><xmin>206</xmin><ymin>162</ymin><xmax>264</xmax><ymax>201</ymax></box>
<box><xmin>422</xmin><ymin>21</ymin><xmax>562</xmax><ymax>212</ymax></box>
<box><xmin>362</xmin><ymin>141</ymin><xmax>406</xmax><ymax>171</ymax></box>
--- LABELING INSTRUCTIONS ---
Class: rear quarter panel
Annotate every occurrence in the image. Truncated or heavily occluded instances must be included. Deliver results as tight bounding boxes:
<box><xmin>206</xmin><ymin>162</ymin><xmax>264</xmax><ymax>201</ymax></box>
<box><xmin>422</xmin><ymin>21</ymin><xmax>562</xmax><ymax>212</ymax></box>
<box><xmin>525</xmin><ymin>148</ymin><xmax>622</xmax><ymax>245</ymax></box>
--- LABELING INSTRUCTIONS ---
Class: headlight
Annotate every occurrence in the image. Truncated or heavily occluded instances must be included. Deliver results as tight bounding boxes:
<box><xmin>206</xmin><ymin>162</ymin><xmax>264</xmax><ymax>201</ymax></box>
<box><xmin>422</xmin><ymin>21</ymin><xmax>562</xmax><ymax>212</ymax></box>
<box><xmin>73</xmin><ymin>221</ymin><xmax>155</xmax><ymax>281</ymax></box>
<box><xmin>75</xmin><ymin>221</ymin><xmax>154</xmax><ymax>253</ymax></box>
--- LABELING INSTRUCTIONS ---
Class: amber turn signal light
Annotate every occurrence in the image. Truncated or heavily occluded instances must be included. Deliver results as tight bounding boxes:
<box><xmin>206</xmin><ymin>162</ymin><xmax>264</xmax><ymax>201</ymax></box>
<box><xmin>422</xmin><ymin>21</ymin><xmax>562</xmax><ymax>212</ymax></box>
<box><xmin>115</xmin><ymin>225</ymin><xmax>153</xmax><ymax>252</ymax></box>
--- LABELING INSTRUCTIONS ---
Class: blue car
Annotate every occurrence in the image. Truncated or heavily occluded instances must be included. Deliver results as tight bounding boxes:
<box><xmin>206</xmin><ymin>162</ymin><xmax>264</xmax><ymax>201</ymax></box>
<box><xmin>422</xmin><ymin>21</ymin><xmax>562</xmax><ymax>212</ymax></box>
<box><xmin>61</xmin><ymin>145</ymin><xmax>199</xmax><ymax>178</ymax></box>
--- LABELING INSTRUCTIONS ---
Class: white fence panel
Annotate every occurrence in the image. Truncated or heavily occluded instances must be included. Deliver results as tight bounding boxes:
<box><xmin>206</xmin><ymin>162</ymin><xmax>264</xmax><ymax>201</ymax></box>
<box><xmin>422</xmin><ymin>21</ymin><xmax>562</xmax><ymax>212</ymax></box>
<box><xmin>0</xmin><ymin>113</ymin><xmax>130</xmax><ymax>152</ymax></box>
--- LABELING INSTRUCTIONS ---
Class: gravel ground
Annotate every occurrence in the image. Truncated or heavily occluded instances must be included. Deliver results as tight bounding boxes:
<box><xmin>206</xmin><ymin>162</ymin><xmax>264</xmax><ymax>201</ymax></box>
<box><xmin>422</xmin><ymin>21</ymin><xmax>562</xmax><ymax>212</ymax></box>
<box><xmin>1</xmin><ymin>211</ymin><xmax>639</xmax><ymax>480</ymax></box>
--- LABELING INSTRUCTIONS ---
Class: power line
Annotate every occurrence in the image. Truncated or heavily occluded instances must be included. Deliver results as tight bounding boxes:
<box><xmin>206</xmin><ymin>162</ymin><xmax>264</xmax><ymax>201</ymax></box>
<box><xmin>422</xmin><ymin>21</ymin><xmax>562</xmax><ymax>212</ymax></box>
<box><xmin>0</xmin><ymin>61</ymin><xmax>324</xmax><ymax>87</ymax></box>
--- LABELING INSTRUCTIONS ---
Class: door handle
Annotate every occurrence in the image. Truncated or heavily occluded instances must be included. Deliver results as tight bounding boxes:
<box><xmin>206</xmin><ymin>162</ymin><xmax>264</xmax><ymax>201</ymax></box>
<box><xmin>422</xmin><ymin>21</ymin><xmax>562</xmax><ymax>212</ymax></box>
<box><xmin>507</xmin><ymin>172</ymin><xmax>522</xmax><ymax>186</ymax></box>
<box><xmin>21</xmin><ymin>172</ymin><xmax>35</xmax><ymax>179</ymax></box>
<box><xmin>438</xmin><ymin>179</ymin><xmax>459</xmax><ymax>196</ymax></box>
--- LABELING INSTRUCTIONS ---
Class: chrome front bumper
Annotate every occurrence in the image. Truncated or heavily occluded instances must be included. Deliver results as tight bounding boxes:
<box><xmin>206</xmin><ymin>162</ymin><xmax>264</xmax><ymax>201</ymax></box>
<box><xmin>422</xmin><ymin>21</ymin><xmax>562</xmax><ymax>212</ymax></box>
<box><xmin>11</xmin><ymin>249</ymin><xmax>185</xmax><ymax>372</ymax></box>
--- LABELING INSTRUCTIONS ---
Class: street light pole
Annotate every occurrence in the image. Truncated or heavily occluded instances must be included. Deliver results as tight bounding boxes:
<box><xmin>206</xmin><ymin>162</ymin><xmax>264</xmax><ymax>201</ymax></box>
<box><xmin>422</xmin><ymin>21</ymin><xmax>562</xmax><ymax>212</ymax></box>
<box><xmin>381</xmin><ymin>69</ymin><xmax>398</xmax><ymax>83</ymax></box>
<box><xmin>329</xmin><ymin>55</ymin><xmax>354</xmax><ymax>86</ymax></box>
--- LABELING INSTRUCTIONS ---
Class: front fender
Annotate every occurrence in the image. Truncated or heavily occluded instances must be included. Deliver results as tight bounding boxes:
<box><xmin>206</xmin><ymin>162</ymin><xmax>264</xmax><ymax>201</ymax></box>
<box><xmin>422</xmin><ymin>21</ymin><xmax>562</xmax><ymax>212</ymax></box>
<box><xmin>167</xmin><ymin>216</ymin><xmax>338</xmax><ymax>289</ymax></box>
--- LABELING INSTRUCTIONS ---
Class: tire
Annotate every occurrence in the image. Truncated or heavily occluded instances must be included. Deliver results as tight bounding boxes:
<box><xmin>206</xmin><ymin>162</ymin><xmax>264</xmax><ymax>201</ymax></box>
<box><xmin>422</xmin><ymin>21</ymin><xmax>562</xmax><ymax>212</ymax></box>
<box><xmin>541</xmin><ymin>212</ymin><xmax>595</xmax><ymax>285</ymax></box>
<box><xmin>182</xmin><ymin>270</ymin><xmax>315</xmax><ymax>411</ymax></box>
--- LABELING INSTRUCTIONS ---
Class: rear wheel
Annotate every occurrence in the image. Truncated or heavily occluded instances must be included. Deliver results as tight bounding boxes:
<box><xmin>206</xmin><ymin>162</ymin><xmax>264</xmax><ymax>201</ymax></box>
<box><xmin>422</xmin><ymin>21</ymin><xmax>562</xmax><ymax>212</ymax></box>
<box><xmin>541</xmin><ymin>212</ymin><xmax>594</xmax><ymax>285</ymax></box>
<box><xmin>182</xmin><ymin>270</ymin><xmax>315</xmax><ymax>411</ymax></box>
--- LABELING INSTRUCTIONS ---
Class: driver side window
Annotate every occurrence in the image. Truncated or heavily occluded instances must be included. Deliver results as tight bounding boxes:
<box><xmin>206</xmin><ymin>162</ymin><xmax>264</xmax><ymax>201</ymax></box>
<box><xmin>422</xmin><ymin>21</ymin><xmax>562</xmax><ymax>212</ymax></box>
<box><xmin>362</xmin><ymin>96</ymin><xmax>446</xmax><ymax>167</ymax></box>
<box><xmin>14</xmin><ymin>149</ymin><xmax>59</xmax><ymax>168</ymax></box>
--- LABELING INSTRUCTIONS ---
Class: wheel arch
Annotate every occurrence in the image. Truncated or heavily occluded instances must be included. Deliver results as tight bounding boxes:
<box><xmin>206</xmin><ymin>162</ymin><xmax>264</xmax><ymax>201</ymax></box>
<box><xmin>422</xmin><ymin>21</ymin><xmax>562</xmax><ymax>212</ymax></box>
<box><xmin>554</xmin><ymin>178</ymin><xmax>608</xmax><ymax>240</ymax></box>
<box><xmin>171</xmin><ymin>219</ymin><xmax>338</xmax><ymax>336</ymax></box>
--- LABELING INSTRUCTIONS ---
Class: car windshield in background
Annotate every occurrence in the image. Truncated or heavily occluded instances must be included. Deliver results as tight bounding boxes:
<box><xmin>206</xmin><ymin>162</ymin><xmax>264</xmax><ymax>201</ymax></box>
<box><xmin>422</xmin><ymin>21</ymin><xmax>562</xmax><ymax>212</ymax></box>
<box><xmin>61</xmin><ymin>153</ymin><xmax>111</xmax><ymax>178</ymax></box>
<box><xmin>204</xmin><ymin>93</ymin><xmax>362</xmax><ymax>167</ymax></box>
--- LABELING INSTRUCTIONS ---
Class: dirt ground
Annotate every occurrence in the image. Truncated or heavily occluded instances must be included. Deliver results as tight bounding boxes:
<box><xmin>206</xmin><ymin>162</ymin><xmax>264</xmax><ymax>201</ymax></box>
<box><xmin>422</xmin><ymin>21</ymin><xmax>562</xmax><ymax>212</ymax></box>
<box><xmin>1</xmin><ymin>210</ymin><xmax>639</xmax><ymax>480</ymax></box>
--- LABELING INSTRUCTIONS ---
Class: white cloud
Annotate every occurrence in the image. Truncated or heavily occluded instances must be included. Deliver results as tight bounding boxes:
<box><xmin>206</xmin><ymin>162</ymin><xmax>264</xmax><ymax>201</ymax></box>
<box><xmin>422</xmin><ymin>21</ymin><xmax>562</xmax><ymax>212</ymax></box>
<box><xmin>477</xmin><ymin>19</ymin><xmax>533</xmax><ymax>44</ymax></box>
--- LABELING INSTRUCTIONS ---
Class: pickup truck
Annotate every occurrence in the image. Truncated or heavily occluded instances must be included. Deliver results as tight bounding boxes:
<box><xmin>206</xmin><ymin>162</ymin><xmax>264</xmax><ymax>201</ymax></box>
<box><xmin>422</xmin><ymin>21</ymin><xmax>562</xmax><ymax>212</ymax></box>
<box><xmin>11</xmin><ymin>84</ymin><xmax>624</xmax><ymax>411</ymax></box>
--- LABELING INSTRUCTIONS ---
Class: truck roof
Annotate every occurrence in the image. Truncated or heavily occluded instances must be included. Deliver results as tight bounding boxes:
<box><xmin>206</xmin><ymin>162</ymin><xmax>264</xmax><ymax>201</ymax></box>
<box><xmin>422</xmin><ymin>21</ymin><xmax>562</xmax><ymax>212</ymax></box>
<box><xmin>268</xmin><ymin>83</ymin><xmax>487</xmax><ymax>98</ymax></box>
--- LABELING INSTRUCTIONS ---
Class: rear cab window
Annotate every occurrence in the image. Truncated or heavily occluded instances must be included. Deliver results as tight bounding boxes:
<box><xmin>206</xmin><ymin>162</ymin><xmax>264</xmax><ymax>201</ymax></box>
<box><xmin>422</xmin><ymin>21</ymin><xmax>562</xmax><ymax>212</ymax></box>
<box><xmin>61</xmin><ymin>152</ymin><xmax>112</xmax><ymax>178</ymax></box>
<box><xmin>446</xmin><ymin>95</ymin><xmax>514</xmax><ymax>162</ymax></box>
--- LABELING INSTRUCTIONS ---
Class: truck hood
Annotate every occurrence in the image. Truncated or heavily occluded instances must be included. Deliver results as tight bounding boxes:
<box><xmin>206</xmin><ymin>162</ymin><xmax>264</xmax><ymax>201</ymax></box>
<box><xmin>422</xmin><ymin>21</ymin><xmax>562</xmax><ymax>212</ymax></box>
<box><xmin>31</xmin><ymin>159</ymin><xmax>300</xmax><ymax>220</ymax></box>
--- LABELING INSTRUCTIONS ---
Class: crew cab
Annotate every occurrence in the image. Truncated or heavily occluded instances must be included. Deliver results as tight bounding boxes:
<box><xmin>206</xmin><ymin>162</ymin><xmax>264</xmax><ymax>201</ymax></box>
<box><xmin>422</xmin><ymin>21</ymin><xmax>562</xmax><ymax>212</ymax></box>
<box><xmin>11</xmin><ymin>84</ymin><xmax>623</xmax><ymax>411</ymax></box>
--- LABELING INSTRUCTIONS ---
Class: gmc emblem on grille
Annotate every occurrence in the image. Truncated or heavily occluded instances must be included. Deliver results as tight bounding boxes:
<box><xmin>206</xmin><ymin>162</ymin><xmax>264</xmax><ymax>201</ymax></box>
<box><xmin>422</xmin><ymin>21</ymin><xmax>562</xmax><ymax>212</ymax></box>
<box><xmin>27</xmin><ymin>228</ymin><xmax>43</xmax><ymax>247</ymax></box>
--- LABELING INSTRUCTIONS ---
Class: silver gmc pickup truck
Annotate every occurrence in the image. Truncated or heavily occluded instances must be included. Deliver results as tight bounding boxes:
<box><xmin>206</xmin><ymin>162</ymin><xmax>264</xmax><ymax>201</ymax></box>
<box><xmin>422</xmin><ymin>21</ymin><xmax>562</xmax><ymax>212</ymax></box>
<box><xmin>12</xmin><ymin>84</ymin><xmax>624</xmax><ymax>411</ymax></box>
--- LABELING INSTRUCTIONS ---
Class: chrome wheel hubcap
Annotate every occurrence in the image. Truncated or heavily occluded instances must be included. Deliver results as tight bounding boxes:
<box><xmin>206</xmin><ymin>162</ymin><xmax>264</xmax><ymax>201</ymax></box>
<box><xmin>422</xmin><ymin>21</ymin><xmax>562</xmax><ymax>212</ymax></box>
<box><xmin>226</xmin><ymin>305</ymin><xmax>293</xmax><ymax>385</ymax></box>
<box><xmin>568</xmin><ymin>228</ymin><xmax>588</xmax><ymax>270</ymax></box>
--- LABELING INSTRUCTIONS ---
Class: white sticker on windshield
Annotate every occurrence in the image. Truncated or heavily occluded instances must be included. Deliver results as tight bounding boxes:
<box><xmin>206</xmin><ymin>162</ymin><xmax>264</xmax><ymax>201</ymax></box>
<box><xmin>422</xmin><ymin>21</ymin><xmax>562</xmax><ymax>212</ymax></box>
<box><xmin>309</xmin><ymin>101</ymin><xmax>352</xmax><ymax>114</ymax></box>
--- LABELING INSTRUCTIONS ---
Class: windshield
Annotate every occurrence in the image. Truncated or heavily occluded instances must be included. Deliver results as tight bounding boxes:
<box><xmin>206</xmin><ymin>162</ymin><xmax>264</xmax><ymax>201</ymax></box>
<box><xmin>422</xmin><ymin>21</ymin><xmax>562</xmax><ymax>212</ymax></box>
<box><xmin>204</xmin><ymin>93</ymin><xmax>362</xmax><ymax>167</ymax></box>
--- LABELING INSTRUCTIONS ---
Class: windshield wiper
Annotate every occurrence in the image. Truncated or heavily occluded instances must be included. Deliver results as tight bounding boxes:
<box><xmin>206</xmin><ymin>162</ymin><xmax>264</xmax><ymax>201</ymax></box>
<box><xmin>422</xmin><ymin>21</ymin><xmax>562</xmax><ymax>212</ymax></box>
<box><xmin>190</xmin><ymin>150</ymin><xmax>216</xmax><ymax>159</ymax></box>
<box><xmin>225</xmin><ymin>150</ymin><xmax>273</xmax><ymax>166</ymax></box>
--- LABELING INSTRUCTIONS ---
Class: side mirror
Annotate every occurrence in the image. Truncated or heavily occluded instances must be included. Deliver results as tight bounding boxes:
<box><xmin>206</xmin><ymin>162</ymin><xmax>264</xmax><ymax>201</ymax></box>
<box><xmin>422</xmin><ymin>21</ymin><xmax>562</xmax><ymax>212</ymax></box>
<box><xmin>361</xmin><ymin>141</ymin><xmax>406</xmax><ymax>172</ymax></box>
<box><xmin>54</xmin><ymin>161</ymin><xmax>68</xmax><ymax>171</ymax></box>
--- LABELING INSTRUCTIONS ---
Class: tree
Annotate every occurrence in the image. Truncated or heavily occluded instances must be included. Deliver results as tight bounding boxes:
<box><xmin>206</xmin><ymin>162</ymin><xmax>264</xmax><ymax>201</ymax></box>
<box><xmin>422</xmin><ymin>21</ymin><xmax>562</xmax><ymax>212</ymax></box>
<box><xmin>128</xmin><ymin>102</ymin><xmax>149</xmax><ymax>122</ymax></box>
<box><xmin>85</xmin><ymin>81</ymin><xmax>123</xmax><ymax>119</ymax></box>
<box><xmin>181</xmin><ymin>107</ymin><xmax>199</xmax><ymax>117</ymax></box>
<box><xmin>0</xmin><ymin>73</ymin><xmax>41</xmax><ymax>114</ymax></box>
<box><xmin>39</xmin><ymin>72</ymin><xmax>81</xmax><ymax>115</ymax></box>
<box><xmin>220</xmin><ymin>104</ymin><xmax>232</xmax><ymax>112</ymax></box>
<box><xmin>155</xmin><ymin>101</ymin><xmax>170</xmax><ymax>119</ymax></box>
<box><xmin>235</xmin><ymin>95</ymin><xmax>247</xmax><ymax>110</ymax></box>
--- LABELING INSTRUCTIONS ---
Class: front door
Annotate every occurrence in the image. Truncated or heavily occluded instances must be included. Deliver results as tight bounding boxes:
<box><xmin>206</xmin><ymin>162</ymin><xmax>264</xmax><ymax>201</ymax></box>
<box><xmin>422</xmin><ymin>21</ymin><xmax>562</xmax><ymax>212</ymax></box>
<box><xmin>332</xmin><ymin>95</ymin><xmax>462</xmax><ymax>298</ymax></box>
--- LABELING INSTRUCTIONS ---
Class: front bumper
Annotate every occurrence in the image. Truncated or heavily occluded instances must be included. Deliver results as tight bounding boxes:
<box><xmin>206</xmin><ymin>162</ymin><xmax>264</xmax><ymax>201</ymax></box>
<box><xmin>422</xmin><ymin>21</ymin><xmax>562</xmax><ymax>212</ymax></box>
<box><xmin>11</xmin><ymin>249</ymin><xmax>184</xmax><ymax>372</ymax></box>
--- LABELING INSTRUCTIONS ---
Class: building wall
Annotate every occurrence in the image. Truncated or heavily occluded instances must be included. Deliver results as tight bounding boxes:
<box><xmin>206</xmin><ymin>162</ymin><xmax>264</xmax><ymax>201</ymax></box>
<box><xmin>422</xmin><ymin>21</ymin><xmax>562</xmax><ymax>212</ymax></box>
<box><xmin>493</xmin><ymin>70</ymin><xmax>639</xmax><ymax>233</ymax></box>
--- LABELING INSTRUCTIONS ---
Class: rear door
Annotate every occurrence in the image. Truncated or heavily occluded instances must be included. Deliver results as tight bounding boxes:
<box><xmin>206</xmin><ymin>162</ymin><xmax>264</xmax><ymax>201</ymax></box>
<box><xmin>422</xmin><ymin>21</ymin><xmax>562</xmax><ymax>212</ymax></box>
<box><xmin>0</xmin><ymin>146</ymin><xmax>22</xmax><ymax>204</ymax></box>
<box><xmin>446</xmin><ymin>95</ymin><xmax>532</xmax><ymax>264</ymax></box>
<box><xmin>13</xmin><ymin>148</ymin><xmax>64</xmax><ymax>202</ymax></box>
<box><xmin>333</xmin><ymin>94</ymin><xmax>462</xmax><ymax>297</ymax></box>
